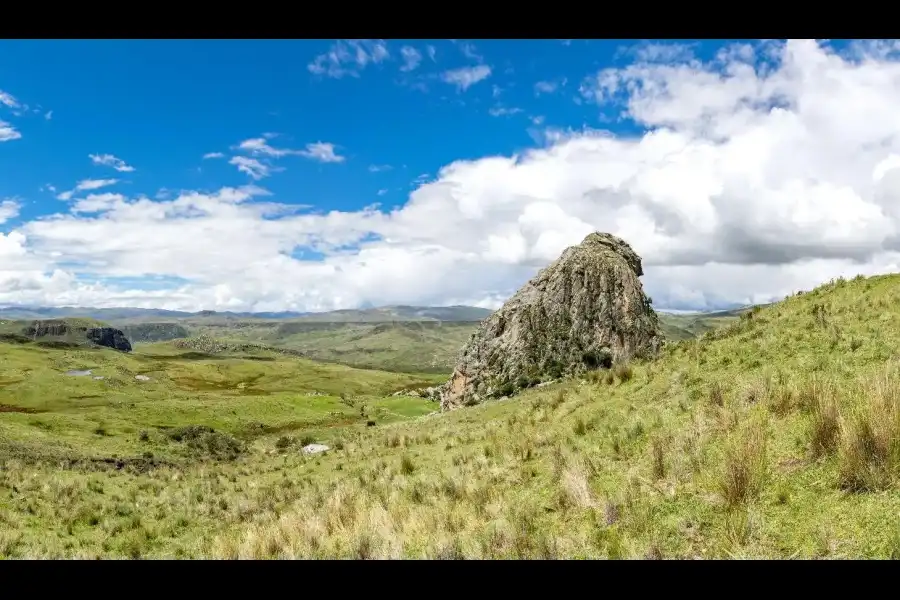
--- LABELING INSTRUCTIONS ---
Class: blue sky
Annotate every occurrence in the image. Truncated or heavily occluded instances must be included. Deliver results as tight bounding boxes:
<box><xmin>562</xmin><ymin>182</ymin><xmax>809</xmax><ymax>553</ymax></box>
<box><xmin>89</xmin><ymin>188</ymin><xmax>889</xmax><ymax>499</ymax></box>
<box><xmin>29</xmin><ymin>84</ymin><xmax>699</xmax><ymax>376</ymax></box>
<box><xmin>2</xmin><ymin>39</ymin><xmax>900</xmax><ymax>313</ymax></box>
<box><xmin>2</xmin><ymin>39</ymin><xmax>656</xmax><ymax>220</ymax></box>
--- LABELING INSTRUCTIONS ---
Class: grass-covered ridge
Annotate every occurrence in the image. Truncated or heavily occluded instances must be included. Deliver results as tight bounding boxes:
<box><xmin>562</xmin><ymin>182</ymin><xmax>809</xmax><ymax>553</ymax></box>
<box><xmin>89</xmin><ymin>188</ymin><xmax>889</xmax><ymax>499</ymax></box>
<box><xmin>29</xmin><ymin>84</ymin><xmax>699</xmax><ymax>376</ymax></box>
<box><xmin>3</xmin><ymin>273</ymin><xmax>898</xmax><ymax>557</ymax></box>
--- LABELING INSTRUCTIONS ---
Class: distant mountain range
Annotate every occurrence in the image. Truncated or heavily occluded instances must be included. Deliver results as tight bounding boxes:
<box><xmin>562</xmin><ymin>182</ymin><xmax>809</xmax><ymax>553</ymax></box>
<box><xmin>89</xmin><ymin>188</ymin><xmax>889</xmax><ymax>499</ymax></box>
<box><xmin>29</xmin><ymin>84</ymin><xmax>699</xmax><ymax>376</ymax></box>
<box><xmin>0</xmin><ymin>304</ymin><xmax>496</xmax><ymax>323</ymax></box>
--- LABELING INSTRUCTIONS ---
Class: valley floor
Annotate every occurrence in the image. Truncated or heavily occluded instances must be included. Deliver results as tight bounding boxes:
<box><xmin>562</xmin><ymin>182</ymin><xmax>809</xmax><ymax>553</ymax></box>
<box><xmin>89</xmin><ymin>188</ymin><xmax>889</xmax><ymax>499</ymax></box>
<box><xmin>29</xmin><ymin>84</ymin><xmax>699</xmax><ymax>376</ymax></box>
<box><xmin>3</xmin><ymin>275</ymin><xmax>900</xmax><ymax>558</ymax></box>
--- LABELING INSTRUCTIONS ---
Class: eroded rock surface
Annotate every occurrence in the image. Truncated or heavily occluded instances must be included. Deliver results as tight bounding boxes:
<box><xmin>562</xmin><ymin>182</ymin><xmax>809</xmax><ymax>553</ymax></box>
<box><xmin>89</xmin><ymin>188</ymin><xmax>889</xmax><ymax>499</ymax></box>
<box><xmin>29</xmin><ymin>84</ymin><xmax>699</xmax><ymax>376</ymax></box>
<box><xmin>439</xmin><ymin>232</ymin><xmax>663</xmax><ymax>411</ymax></box>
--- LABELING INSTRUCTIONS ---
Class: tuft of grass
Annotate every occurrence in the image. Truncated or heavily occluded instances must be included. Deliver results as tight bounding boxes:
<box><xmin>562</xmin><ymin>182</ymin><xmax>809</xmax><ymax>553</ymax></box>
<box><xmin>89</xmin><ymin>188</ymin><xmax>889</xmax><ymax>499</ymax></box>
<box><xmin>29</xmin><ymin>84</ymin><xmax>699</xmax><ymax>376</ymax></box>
<box><xmin>613</xmin><ymin>363</ymin><xmax>633</xmax><ymax>384</ymax></box>
<box><xmin>650</xmin><ymin>437</ymin><xmax>666</xmax><ymax>480</ymax></box>
<box><xmin>718</xmin><ymin>414</ymin><xmax>768</xmax><ymax>509</ymax></box>
<box><xmin>809</xmin><ymin>391</ymin><xmax>841</xmax><ymax>460</ymax></box>
<box><xmin>838</xmin><ymin>369</ymin><xmax>900</xmax><ymax>491</ymax></box>
<box><xmin>399</xmin><ymin>455</ymin><xmax>416</xmax><ymax>475</ymax></box>
<box><xmin>708</xmin><ymin>381</ymin><xmax>725</xmax><ymax>407</ymax></box>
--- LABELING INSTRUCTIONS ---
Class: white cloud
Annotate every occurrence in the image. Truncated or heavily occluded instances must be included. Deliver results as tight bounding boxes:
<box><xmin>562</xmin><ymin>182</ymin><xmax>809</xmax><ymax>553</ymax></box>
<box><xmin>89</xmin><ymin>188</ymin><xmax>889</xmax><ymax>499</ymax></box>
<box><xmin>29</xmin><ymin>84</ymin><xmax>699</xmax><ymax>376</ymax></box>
<box><xmin>298</xmin><ymin>142</ymin><xmax>345</xmax><ymax>163</ymax></box>
<box><xmin>442</xmin><ymin>65</ymin><xmax>492</xmax><ymax>91</ymax></box>
<box><xmin>11</xmin><ymin>40</ymin><xmax>900</xmax><ymax>313</ymax></box>
<box><xmin>427</xmin><ymin>45</ymin><xmax>437</xmax><ymax>62</ymax></box>
<box><xmin>377</xmin><ymin>189</ymin><xmax>388</xmax><ymax>196</ymax></box>
<box><xmin>489</xmin><ymin>106</ymin><xmax>523</xmax><ymax>117</ymax></box>
<box><xmin>89</xmin><ymin>153</ymin><xmax>135</xmax><ymax>172</ymax></box>
<box><xmin>44</xmin><ymin>110</ymin><xmax>53</xmax><ymax>120</ymax></box>
<box><xmin>534</xmin><ymin>81</ymin><xmax>558</xmax><ymax>95</ymax></box>
<box><xmin>369</xmin><ymin>164</ymin><xmax>392</xmax><ymax>173</ymax></box>
<box><xmin>400</xmin><ymin>46</ymin><xmax>422</xmax><ymax>72</ymax></box>
<box><xmin>55</xmin><ymin>179</ymin><xmax>119</xmax><ymax>201</ymax></box>
<box><xmin>457</xmin><ymin>42</ymin><xmax>483</xmax><ymax>62</ymax></box>
<box><xmin>229</xmin><ymin>156</ymin><xmax>272</xmax><ymax>180</ymax></box>
<box><xmin>0</xmin><ymin>200</ymin><xmax>20</xmax><ymax>224</ymax></box>
<box><xmin>627</xmin><ymin>42</ymin><xmax>697</xmax><ymax>64</ymax></box>
<box><xmin>535</xmin><ymin>78</ymin><xmax>567</xmax><ymax>95</ymax></box>
<box><xmin>203</xmin><ymin>152</ymin><xmax>225</xmax><ymax>159</ymax></box>
<box><xmin>0</xmin><ymin>90</ymin><xmax>19</xmax><ymax>108</ymax></box>
<box><xmin>237</xmin><ymin>137</ymin><xmax>294</xmax><ymax>158</ymax></box>
<box><xmin>308</xmin><ymin>39</ymin><xmax>389</xmax><ymax>79</ymax></box>
<box><xmin>235</xmin><ymin>137</ymin><xmax>344</xmax><ymax>164</ymax></box>
<box><xmin>0</xmin><ymin>120</ymin><xmax>21</xmax><ymax>142</ymax></box>
<box><xmin>76</xmin><ymin>178</ymin><xmax>118</xmax><ymax>191</ymax></box>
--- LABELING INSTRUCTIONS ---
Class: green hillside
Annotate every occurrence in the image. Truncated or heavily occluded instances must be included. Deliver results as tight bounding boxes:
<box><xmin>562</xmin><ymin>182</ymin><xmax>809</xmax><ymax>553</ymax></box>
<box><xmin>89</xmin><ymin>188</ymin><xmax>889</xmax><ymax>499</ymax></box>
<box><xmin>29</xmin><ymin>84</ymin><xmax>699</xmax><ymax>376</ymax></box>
<box><xmin>2</xmin><ymin>273</ymin><xmax>900</xmax><ymax>557</ymax></box>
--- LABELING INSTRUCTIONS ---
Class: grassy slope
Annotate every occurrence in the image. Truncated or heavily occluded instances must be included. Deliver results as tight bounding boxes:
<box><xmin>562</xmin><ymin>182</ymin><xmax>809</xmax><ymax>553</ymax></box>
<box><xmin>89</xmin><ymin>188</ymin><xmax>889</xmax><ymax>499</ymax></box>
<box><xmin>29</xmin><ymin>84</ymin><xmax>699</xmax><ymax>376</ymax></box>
<box><xmin>200</xmin><ymin>273</ymin><xmax>898</xmax><ymax>559</ymax></box>
<box><xmin>148</xmin><ymin>321</ymin><xmax>478</xmax><ymax>374</ymax></box>
<box><xmin>6</xmin><ymin>277</ymin><xmax>884</xmax><ymax>558</ymax></box>
<box><xmin>0</xmin><ymin>340</ymin><xmax>442</xmax><ymax>557</ymax></box>
<box><xmin>656</xmin><ymin>310</ymin><xmax>745</xmax><ymax>341</ymax></box>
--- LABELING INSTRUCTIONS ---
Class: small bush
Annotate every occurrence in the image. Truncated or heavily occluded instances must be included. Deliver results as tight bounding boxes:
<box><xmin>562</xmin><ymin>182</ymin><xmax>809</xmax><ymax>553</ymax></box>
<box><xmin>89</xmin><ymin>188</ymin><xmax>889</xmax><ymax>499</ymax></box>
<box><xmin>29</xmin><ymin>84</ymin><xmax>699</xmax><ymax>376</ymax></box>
<box><xmin>275</xmin><ymin>436</ymin><xmax>293</xmax><ymax>451</ymax></box>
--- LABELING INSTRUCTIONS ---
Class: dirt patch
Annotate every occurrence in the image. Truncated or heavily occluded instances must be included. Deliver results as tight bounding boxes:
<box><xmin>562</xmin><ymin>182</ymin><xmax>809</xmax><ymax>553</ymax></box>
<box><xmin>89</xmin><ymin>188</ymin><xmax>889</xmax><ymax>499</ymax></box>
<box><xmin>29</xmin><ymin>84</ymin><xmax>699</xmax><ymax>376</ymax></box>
<box><xmin>0</xmin><ymin>404</ymin><xmax>41</xmax><ymax>414</ymax></box>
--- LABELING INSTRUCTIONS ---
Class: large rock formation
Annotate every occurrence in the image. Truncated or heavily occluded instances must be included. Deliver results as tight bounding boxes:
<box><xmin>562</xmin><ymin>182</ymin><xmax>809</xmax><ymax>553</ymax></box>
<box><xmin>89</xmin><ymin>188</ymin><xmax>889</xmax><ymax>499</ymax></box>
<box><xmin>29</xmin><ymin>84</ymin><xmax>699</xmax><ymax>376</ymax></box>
<box><xmin>86</xmin><ymin>327</ymin><xmax>133</xmax><ymax>352</ymax></box>
<box><xmin>439</xmin><ymin>232</ymin><xmax>663</xmax><ymax>411</ymax></box>
<box><xmin>21</xmin><ymin>319</ymin><xmax>133</xmax><ymax>352</ymax></box>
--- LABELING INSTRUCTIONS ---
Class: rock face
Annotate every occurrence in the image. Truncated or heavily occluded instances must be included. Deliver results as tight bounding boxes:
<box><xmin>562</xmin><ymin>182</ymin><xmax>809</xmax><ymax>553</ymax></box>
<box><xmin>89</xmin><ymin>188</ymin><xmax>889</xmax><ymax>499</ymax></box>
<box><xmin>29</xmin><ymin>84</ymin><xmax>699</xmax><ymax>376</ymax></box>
<box><xmin>21</xmin><ymin>319</ymin><xmax>133</xmax><ymax>352</ymax></box>
<box><xmin>439</xmin><ymin>232</ymin><xmax>663</xmax><ymax>411</ymax></box>
<box><xmin>86</xmin><ymin>327</ymin><xmax>133</xmax><ymax>352</ymax></box>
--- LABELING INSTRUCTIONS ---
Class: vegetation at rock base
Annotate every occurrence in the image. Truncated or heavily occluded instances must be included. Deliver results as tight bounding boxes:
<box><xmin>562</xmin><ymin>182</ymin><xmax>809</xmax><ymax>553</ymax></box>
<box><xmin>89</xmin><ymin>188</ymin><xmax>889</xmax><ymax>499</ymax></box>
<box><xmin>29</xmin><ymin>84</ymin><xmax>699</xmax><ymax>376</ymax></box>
<box><xmin>2</xmin><ymin>273</ymin><xmax>900</xmax><ymax>557</ymax></box>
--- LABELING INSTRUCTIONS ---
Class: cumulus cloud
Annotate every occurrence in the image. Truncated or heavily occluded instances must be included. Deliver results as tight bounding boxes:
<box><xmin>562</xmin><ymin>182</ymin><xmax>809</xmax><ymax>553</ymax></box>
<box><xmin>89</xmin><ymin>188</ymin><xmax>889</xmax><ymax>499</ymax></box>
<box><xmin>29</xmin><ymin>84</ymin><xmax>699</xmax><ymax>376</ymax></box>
<box><xmin>442</xmin><ymin>65</ymin><xmax>492</xmax><ymax>91</ymax></box>
<box><xmin>10</xmin><ymin>40</ymin><xmax>900</xmax><ymax>313</ymax></box>
<box><xmin>203</xmin><ymin>152</ymin><xmax>224</xmax><ymax>159</ymax></box>
<box><xmin>308</xmin><ymin>39</ymin><xmax>389</xmax><ymax>79</ymax></box>
<box><xmin>89</xmin><ymin>153</ymin><xmax>135</xmax><ymax>172</ymax></box>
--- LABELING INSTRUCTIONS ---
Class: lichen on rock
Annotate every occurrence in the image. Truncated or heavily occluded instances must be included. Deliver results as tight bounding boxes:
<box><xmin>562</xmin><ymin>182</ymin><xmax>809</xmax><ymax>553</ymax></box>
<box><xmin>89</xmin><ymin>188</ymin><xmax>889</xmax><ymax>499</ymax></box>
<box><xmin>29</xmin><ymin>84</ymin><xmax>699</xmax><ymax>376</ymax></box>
<box><xmin>439</xmin><ymin>232</ymin><xmax>663</xmax><ymax>411</ymax></box>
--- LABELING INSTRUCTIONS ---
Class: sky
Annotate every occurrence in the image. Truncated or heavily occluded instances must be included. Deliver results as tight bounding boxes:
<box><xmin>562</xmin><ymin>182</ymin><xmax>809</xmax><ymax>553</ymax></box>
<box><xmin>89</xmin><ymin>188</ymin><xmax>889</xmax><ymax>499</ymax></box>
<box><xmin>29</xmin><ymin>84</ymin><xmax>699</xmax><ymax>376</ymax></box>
<box><xmin>4</xmin><ymin>38</ymin><xmax>900</xmax><ymax>313</ymax></box>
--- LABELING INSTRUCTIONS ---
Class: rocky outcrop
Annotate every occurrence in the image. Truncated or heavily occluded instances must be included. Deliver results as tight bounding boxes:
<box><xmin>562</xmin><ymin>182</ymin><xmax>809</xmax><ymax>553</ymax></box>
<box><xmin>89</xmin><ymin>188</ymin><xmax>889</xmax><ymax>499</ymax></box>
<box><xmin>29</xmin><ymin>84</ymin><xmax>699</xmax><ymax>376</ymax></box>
<box><xmin>20</xmin><ymin>319</ymin><xmax>133</xmax><ymax>352</ymax></box>
<box><xmin>23</xmin><ymin>320</ymin><xmax>71</xmax><ymax>338</ymax></box>
<box><xmin>439</xmin><ymin>232</ymin><xmax>663</xmax><ymax>411</ymax></box>
<box><xmin>86</xmin><ymin>328</ymin><xmax>133</xmax><ymax>352</ymax></box>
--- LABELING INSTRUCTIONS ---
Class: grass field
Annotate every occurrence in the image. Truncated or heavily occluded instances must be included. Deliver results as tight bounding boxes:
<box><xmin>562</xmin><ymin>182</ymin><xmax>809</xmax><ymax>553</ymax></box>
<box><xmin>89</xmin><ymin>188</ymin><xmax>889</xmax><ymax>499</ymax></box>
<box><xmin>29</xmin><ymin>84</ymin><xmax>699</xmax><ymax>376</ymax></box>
<box><xmin>5</xmin><ymin>277</ymin><xmax>890</xmax><ymax>558</ymax></box>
